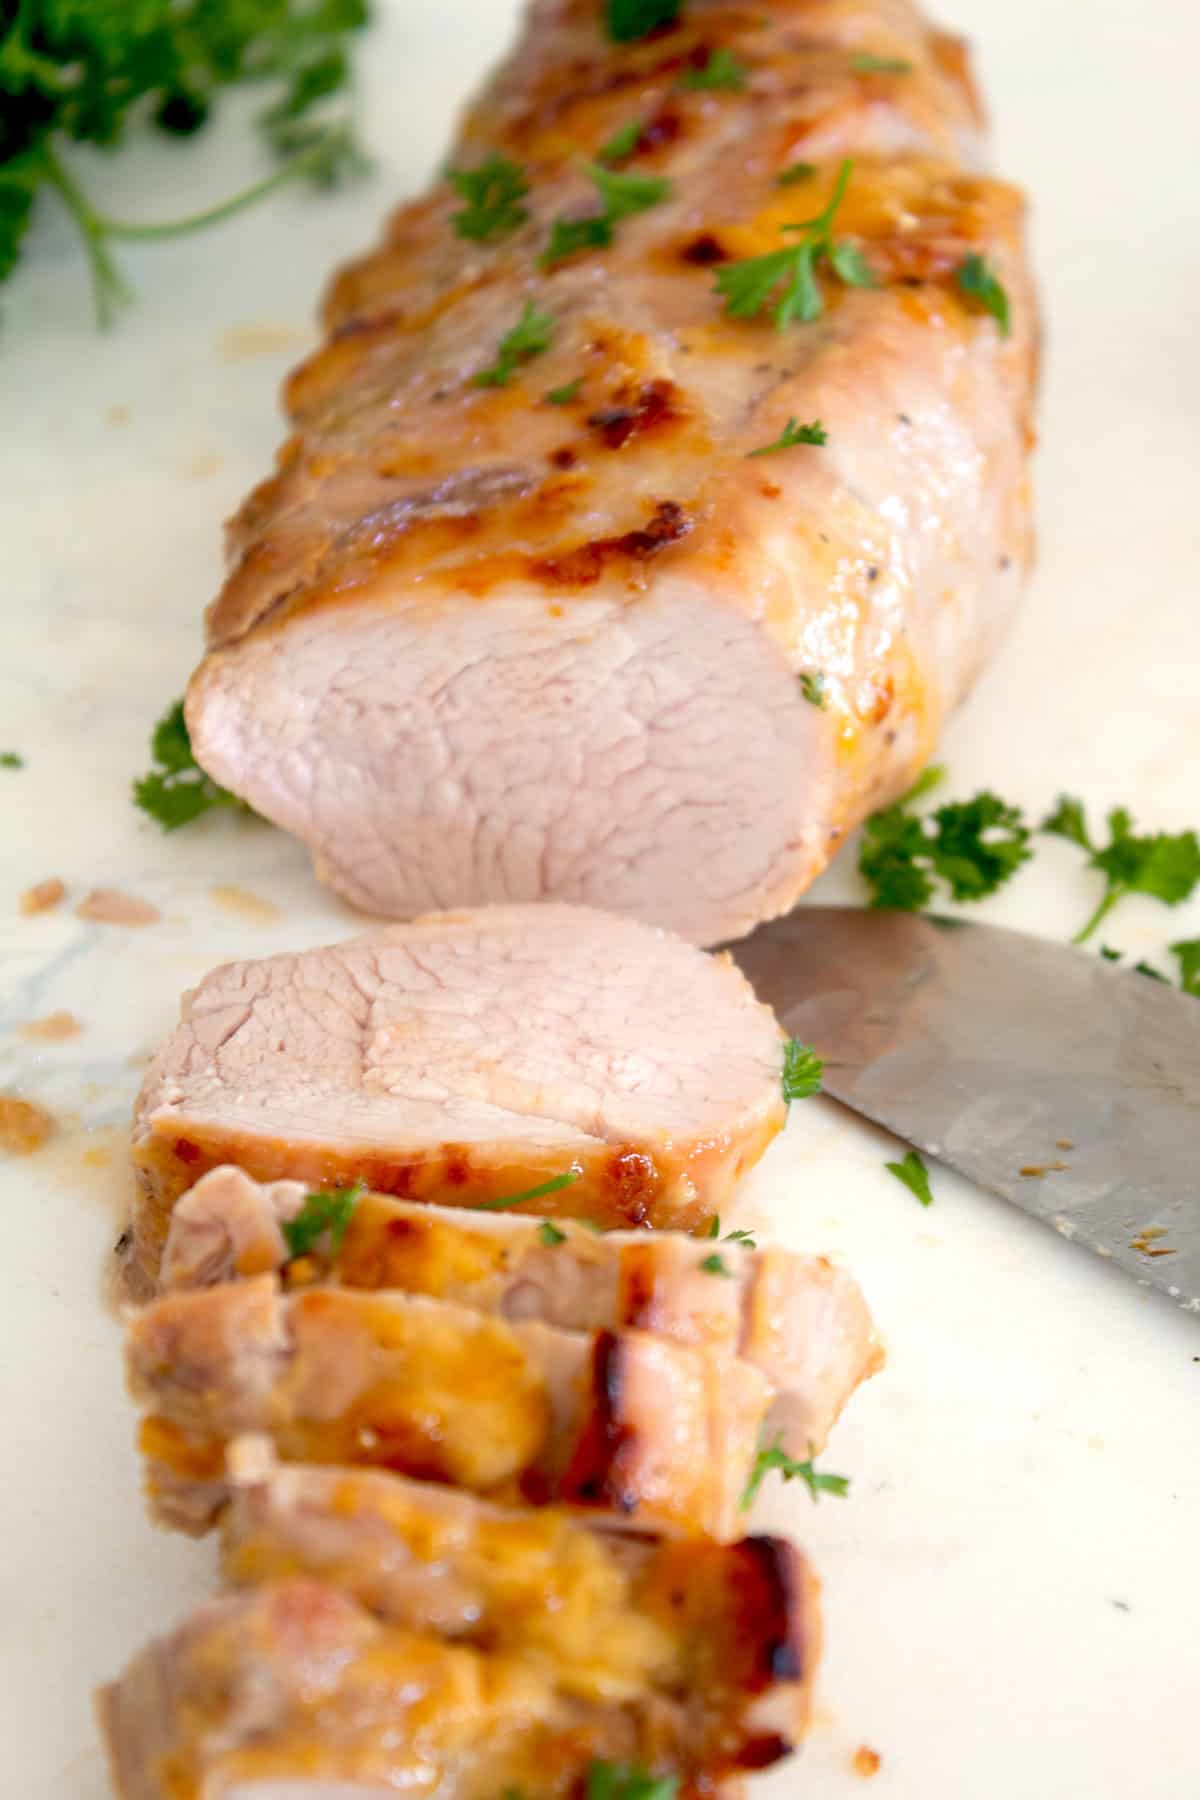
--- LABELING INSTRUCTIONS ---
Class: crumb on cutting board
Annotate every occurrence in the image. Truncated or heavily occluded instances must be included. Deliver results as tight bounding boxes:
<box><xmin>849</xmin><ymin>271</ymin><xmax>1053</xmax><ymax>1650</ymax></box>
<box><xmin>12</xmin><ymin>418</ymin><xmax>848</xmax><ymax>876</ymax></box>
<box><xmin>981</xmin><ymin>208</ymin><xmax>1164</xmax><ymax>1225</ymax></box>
<box><xmin>76</xmin><ymin>888</ymin><xmax>161</xmax><ymax>926</ymax></box>
<box><xmin>852</xmin><ymin>1745</ymin><xmax>882</xmax><ymax>1777</ymax></box>
<box><xmin>216</xmin><ymin>322</ymin><xmax>311</xmax><ymax>362</ymax></box>
<box><xmin>20</xmin><ymin>1011</ymin><xmax>82</xmax><ymax>1040</ymax></box>
<box><xmin>0</xmin><ymin>1094</ymin><xmax>55</xmax><ymax>1155</ymax></box>
<box><xmin>210</xmin><ymin>884</ymin><xmax>283</xmax><ymax>925</ymax></box>
<box><xmin>20</xmin><ymin>877</ymin><xmax>66</xmax><ymax>915</ymax></box>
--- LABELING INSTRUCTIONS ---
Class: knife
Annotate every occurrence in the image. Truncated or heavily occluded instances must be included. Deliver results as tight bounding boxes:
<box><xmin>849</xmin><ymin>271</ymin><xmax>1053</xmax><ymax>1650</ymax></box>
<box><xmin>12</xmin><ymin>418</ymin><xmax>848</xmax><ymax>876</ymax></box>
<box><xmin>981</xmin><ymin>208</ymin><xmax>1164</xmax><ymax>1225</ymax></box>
<box><xmin>727</xmin><ymin>907</ymin><xmax>1200</xmax><ymax>1313</ymax></box>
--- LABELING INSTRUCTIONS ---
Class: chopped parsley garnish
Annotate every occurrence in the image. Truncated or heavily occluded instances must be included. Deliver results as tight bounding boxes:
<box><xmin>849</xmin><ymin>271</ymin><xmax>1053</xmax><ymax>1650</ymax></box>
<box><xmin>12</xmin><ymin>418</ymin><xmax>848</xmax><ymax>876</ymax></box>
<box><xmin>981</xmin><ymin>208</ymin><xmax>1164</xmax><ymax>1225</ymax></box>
<box><xmin>748</xmin><ymin>416</ymin><xmax>827</xmax><ymax>455</ymax></box>
<box><xmin>0</xmin><ymin>1</ymin><xmax>369</xmax><ymax>323</ymax></box>
<box><xmin>479</xmin><ymin>1168</ymin><xmax>583</xmax><ymax>1210</ymax></box>
<box><xmin>282</xmin><ymin>1180</ymin><xmax>364</xmax><ymax>1259</ymax></box>
<box><xmin>448</xmin><ymin>153</ymin><xmax>529</xmax><ymax>242</ymax></box>
<box><xmin>1041</xmin><ymin>796</ymin><xmax>1200</xmax><ymax>943</ymax></box>
<box><xmin>706</xmin><ymin>1215</ymin><xmax>721</xmax><ymax>1237</ymax></box>
<box><xmin>852</xmin><ymin>53</ymin><xmax>913</xmax><ymax>74</ymax></box>
<box><xmin>0</xmin><ymin>751</ymin><xmax>23</xmax><ymax>768</ymax></box>
<box><xmin>859</xmin><ymin>766</ymin><xmax>1032</xmax><ymax>910</ymax></box>
<box><xmin>782</xmin><ymin>1038</ymin><xmax>823</xmax><ymax>1101</ymax></box>
<box><xmin>538</xmin><ymin>1220</ymin><xmax>568</xmax><ymax>1246</ymax></box>
<box><xmin>1171</xmin><ymin>939</ymin><xmax>1200</xmax><ymax>997</ymax></box>
<box><xmin>133</xmin><ymin>698</ymin><xmax>243</xmax><ymax>831</ymax></box>
<box><xmin>715</xmin><ymin>157</ymin><xmax>872</xmax><ymax>328</ymax></box>
<box><xmin>884</xmin><ymin>1149</ymin><xmax>934</xmax><ymax>1207</ymax></box>
<box><xmin>700</xmin><ymin>1251</ymin><xmax>734</xmax><ymax>1276</ymax></box>
<box><xmin>678</xmin><ymin>48</ymin><xmax>747</xmax><ymax>91</ymax></box>
<box><xmin>541</xmin><ymin>163</ymin><xmax>671</xmax><ymax>267</ymax></box>
<box><xmin>956</xmin><ymin>253</ymin><xmax>1011</xmax><ymax>335</ymax></box>
<box><xmin>473</xmin><ymin>301</ymin><xmax>555</xmax><ymax>387</ymax></box>
<box><xmin>777</xmin><ymin>160</ymin><xmax>817</xmax><ymax>186</ymax></box>
<box><xmin>545</xmin><ymin>377</ymin><xmax>583</xmax><ymax>405</ymax></box>
<box><xmin>605</xmin><ymin>0</ymin><xmax>681</xmax><ymax>43</ymax></box>
<box><xmin>597</xmin><ymin>120</ymin><xmax>644</xmax><ymax>165</ymax></box>
<box><xmin>585</xmin><ymin>1761</ymin><xmax>678</xmax><ymax>1800</ymax></box>
<box><xmin>704</xmin><ymin>1216</ymin><xmax>757</xmax><ymax>1249</ymax></box>
<box><xmin>741</xmin><ymin>1433</ymin><xmax>850</xmax><ymax>1510</ymax></box>
<box><xmin>799</xmin><ymin>671</ymin><xmax>827</xmax><ymax>708</ymax></box>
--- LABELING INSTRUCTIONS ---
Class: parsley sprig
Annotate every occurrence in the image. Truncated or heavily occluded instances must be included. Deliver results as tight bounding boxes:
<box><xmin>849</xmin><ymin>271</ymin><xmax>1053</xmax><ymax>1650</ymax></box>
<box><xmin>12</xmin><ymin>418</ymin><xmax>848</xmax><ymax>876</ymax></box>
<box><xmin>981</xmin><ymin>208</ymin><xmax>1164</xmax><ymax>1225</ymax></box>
<box><xmin>448</xmin><ymin>153</ymin><xmax>529</xmax><ymax>242</ymax></box>
<box><xmin>741</xmin><ymin>1433</ymin><xmax>850</xmax><ymax>1510</ymax></box>
<box><xmin>748</xmin><ymin>416</ymin><xmax>827</xmax><ymax>456</ymax></box>
<box><xmin>473</xmin><ymin>300</ymin><xmax>555</xmax><ymax>387</ymax></box>
<box><xmin>0</xmin><ymin>1</ymin><xmax>369</xmax><ymax>324</ymax></box>
<box><xmin>134</xmin><ymin>699</ymin><xmax>243</xmax><ymax>832</ymax></box>
<box><xmin>715</xmin><ymin>158</ymin><xmax>873</xmax><ymax>328</ymax></box>
<box><xmin>541</xmin><ymin>162</ymin><xmax>672</xmax><ymax>268</ymax></box>
<box><xmin>859</xmin><ymin>766</ymin><xmax>1032</xmax><ymax>910</ymax></box>
<box><xmin>885</xmin><ymin>1149</ymin><xmax>934</xmax><ymax>1206</ymax></box>
<box><xmin>782</xmin><ymin>1039</ymin><xmax>823</xmax><ymax>1101</ymax></box>
<box><xmin>1042</xmin><ymin>797</ymin><xmax>1200</xmax><ymax>943</ymax></box>
<box><xmin>956</xmin><ymin>253</ymin><xmax>1010</xmax><ymax>335</ymax></box>
<box><xmin>282</xmin><ymin>1180</ymin><xmax>364</xmax><ymax>1259</ymax></box>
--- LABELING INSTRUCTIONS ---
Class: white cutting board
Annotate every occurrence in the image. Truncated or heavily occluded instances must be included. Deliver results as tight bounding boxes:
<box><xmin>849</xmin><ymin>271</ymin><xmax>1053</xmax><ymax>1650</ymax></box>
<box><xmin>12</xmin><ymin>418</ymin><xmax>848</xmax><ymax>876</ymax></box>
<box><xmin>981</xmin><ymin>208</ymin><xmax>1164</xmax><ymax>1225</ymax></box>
<box><xmin>1</xmin><ymin>2</ymin><xmax>1198</xmax><ymax>1794</ymax></box>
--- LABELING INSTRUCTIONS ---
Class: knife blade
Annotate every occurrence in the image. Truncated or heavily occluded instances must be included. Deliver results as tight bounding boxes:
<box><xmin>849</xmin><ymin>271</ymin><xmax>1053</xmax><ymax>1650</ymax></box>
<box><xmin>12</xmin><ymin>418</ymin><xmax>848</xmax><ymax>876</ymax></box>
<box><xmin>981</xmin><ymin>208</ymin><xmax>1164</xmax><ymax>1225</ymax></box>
<box><xmin>727</xmin><ymin>907</ymin><xmax>1200</xmax><ymax>1312</ymax></box>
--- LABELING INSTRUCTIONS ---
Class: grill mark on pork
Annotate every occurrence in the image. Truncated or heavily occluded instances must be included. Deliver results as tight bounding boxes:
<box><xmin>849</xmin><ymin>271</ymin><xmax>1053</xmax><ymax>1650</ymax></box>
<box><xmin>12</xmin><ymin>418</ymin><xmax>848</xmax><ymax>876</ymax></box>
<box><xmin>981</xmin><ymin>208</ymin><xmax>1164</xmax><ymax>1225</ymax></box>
<box><xmin>586</xmin><ymin>379</ymin><xmax>682</xmax><ymax>449</ymax></box>
<box><xmin>559</xmin><ymin>1329</ymin><xmax>639</xmax><ymax>1514</ymax></box>
<box><xmin>530</xmin><ymin>499</ymin><xmax>692</xmax><ymax>586</ymax></box>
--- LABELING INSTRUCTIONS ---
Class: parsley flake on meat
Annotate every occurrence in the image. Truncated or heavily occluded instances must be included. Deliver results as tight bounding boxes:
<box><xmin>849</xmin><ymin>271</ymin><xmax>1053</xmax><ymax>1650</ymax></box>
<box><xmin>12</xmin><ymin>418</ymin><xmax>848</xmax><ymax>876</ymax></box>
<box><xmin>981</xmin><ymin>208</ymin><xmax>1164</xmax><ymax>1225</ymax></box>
<box><xmin>678</xmin><ymin>48</ymin><xmax>747</xmax><ymax>90</ymax></box>
<box><xmin>538</xmin><ymin>1220</ymin><xmax>568</xmax><ymax>1246</ymax></box>
<box><xmin>852</xmin><ymin>53</ymin><xmax>913</xmax><ymax>73</ymax></box>
<box><xmin>134</xmin><ymin>699</ymin><xmax>243</xmax><ymax>832</ymax></box>
<box><xmin>479</xmin><ymin>1168</ymin><xmax>583</xmax><ymax>1210</ymax></box>
<box><xmin>956</xmin><ymin>253</ymin><xmax>1011</xmax><ymax>335</ymax></box>
<box><xmin>545</xmin><ymin>377</ymin><xmax>583</xmax><ymax>405</ymax></box>
<box><xmin>741</xmin><ymin>1432</ymin><xmax>850</xmax><ymax>1509</ymax></box>
<box><xmin>541</xmin><ymin>163</ymin><xmax>671</xmax><ymax>267</ymax></box>
<box><xmin>473</xmin><ymin>301</ymin><xmax>555</xmax><ymax>387</ymax></box>
<box><xmin>282</xmin><ymin>1181</ymin><xmax>364</xmax><ymax>1259</ymax></box>
<box><xmin>777</xmin><ymin>160</ymin><xmax>817</xmax><ymax>186</ymax></box>
<box><xmin>699</xmin><ymin>1251</ymin><xmax>734</xmax><ymax>1276</ymax></box>
<box><xmin>782</xmin><ymin>1039</ymin><xmax>823</xmax><ymax>1101</ymax></box>
<box><xmin>448</xmin><ymin>153</ymin><xmax>529</xmax><ymax>241</ymax></box>
<box><xmin>747</xmin><ymin>416</ymin><xmax>827</xmax><ymax>455</ymax></box>
<box><xmin>605</xmin><ymin>0</ymin><xmax>681</xmax><ymax>43</ymax></box>
<box><xmin>597</xmin><ymin>120</ymin><xmax>644</xmax><ymax>165</ymax></box>
<box><xmin>884</xmin><ymin>1149</ymin><xmax>934</xmax><ymax>1206</ymax></box>
<box><xmin>716</xmin><ymin>158</ymin><xmax>873</xmax><ymax>328</ymax></box>
<box><xmin>799</xmin><ymin>671</ymin><xmax>827</xmax><ymax>708</ymax></box>
<box><xmin>586</xmin><ymin>1761</ymin><xmax>679</xmax><ymax>1800</ymax></box>
<box><xmin>1041</xmin><ymin>796</ymin><xmax>1200</xmax><ymax>943</ymax></box>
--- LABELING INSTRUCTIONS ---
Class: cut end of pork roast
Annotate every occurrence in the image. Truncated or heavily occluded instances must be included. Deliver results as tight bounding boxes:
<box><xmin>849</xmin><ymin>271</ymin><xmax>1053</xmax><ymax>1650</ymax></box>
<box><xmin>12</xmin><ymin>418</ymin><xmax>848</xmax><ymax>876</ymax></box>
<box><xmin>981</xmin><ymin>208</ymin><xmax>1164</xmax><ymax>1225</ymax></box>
<box><xmin>161</xmin><ymin>1165</ymin><xmax>883</xmax><ymax>1456</ymax></box>
<box><xmin>130</xmin><ymin>904</ymin><xmax>787</xmax><ymax>1286</ymax></box>
<box><xmin>219</xmin><ymin>1442</ymin><xmax>820</xmax><ymax>1761</ymax></box>
<box><xmin>127</xmin><ymin>1277</ymin><xmax>772</xmax><ymax>1540</ymax></box>
<box><xmin>184</xmin><ymin>0</ymin><xmax>1035</xmax><ymax>944</ymax></box>
<box><xmin>97</xmin><ymin>1576</ymin><xmax>799</xmax><ymax>1799</ymax></box>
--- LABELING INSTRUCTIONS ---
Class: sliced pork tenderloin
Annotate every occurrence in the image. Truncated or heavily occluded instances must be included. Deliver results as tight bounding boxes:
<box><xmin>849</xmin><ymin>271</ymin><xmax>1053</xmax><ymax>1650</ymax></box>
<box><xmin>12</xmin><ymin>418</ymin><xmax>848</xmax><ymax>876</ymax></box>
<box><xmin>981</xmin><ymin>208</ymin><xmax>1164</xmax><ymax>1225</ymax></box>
<box><xmin>185</xmin><ymin>0</ymin><xmax>1034</xmax><ymax>944</ymax></box>
<box><xmin>130</xmin><ymin>905</ymin><xmax>787</xmax><ymax>1288</ymax></box>
<box><xmin>97</xmin><ymin>1579</ymin><xmax>758</xmax><ymax>1800</ymax></box>
<box><xmin>163</xmin><ymin>1164</ymin><xmax>882</xmax><ymax>1454</ymax></box>
<box><xmin>220</xmin><ymin>1438</ymin><xmax>818</xmax><ymax>1760</ymax></box>
<box><xmin>127</xmin><ymin>1276</ymin><xmax>771</xmax><ymax>1539</ymax></box>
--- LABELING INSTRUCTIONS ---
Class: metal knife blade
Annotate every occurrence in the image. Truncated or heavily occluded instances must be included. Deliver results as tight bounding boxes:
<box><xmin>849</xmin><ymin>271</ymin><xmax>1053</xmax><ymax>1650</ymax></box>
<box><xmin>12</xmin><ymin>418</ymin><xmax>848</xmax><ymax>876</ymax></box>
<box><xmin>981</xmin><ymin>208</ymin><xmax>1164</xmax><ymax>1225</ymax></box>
<box><xmin>727</xmin><ymin>907</ymin><xmax>1200</xmax><ymax>1312</ymax></box>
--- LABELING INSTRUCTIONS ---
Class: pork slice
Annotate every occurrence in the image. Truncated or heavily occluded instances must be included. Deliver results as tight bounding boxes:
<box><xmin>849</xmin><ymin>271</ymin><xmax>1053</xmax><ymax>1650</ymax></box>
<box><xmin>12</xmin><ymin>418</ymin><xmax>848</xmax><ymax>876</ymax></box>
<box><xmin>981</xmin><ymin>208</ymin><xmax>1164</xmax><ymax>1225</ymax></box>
<box><xmin>126</xmin><ymin>1277</ymin><xmax>771</xmax><ymax>1539</ymax></box>
<box><xmin>185</xmin><ymin>0</ymin><xmax>1035</xmax><ymax>946</ymax></box>
<box><xmin>96</xmin><ymin>1580</ymin><xmax>698</xmax><ymax>1799</ymax></box>
<box><xmin>220</xmin><ymin>1442</ymin><xmax>818</xmax><ymax>1764</ymax></box>
<box><xmin>130</xmin><ymin>905</ymin><xmax>786</xmax><ymax>1286</ymax></box>
<box><xmin>163</xmin><ymin>1165</ymin><xmax>882</xmax><ymax>1453</ymax></box>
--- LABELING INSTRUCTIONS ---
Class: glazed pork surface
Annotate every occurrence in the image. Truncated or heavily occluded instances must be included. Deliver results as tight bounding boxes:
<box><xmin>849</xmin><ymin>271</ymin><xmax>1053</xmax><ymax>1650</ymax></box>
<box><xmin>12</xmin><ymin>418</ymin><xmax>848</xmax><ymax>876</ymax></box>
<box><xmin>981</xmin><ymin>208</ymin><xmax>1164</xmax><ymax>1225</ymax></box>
<box><xmin>219</xmin><ymin>1439</ymin><xmax>819</xmax><ymax>1759</ymax></box>
<box><xmin>130</xmin><ymin>905</ymin><xmax>787</xmax><ymax>1285</ymax></box>
<box><xmin>97</xmin><ymin>1579</ymin><xmax>772</xmax><ymax>1799</ymax></box>
<box><xmin>162</xmin><ymin>1164</ymin><xmax>882</xmax><ymax>1453</ymax></box>
<box><xmin>127</xmin><ymin>1276</ymin><xmax>771</xmax><ymax>1539</ymax></box>
<box><xmin>185</xmin><ymin>0</ymin><xmax>1035</xmax><ymax>944</ymax></box>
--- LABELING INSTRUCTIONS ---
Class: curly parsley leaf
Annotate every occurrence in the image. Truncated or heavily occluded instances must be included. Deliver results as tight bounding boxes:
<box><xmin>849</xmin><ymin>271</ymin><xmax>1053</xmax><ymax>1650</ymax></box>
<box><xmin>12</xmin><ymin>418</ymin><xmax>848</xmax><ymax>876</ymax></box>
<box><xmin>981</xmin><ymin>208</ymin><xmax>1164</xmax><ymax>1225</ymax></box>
<box><xmin>700</xmin><ymin>1251</ymin><xmax>734</xmax><ymax>1276</ymax></box>
<box><xmin>748</xmin><ymin>416</ymin><xmax>827</xmax><ymax>456</ymax></box>
<box><xmin>859</xmin><ymin>769</ymin><xmax>1031</xmax><ymax>910</ymax></box>
<box><xmin>956</xmin><ymin>253</ymin><xmax>1011</xmax><ymax>335</ymax></box>
<box><xmin>479</xmin><ymin>1167</ymin><xmax>583</xmax><ymax>1211</ymax></box>
<box><xmin>597</xmin><ymin>120</ymin><xmax>644</xmax><ymax>165</ymax></box>
<box><xmin>133</xmin><ymin>699</ymin><xmax>244</xmax><ymax>832</ymax></box>
<box><xmin>678</xmin><ymin>48</ymin><xmax>746</xmax><ymax>90</ymax></box>
<box><xmin>885</xmin><ymin>1149</ymin><xmax>934</xmax><ymax>1207</ymax></box>
<box><xmin>585</xmin><ymin>1762</ymin><xmax>678</xmax><ymax>1800</ymax></box>
<box><xmin>282</xmin><ymin>1180</ymin><xmax>365</xmax><ymax>1259</ymax></box>
<box><xmin>473</xmin><ymin>300</ymin><xmax>555</xmax><ymax>387</ymax></box>
<box><xmin>448</xmin><ymin>152</ymin><xmax>529</xmax><ymax>241</ymax></box>
<box><xmin>538</xmin><ymin>1220</ymin><xmax>568</xmax><ymax>1246</ymax></box>
<box><xmin>741</xmin><ymin>1432</ymin><xmax>850</xmax><ymax>1510</ymax></box>
<box><xmin>541</xmin><ymin>162</ymin><xmax>670</xmax><ymax>267</ymax></box>
<box><xmin>545</xmin><ymin>376</ymin><xmax>583</xmax><ymax>405</ymax></box>
<box><xmin>798</xmin><ymin>671</ymin><xmax>827</xmax><ymax>708</ymax></box>
<box><xmin>716</xmin><ymin>158</ymin><xmax>872</xmax><ymax>328</ymax></box>
<box><xmin>1041</xmin><ymin>796</ymin><xmax>1200</xmax><ymax>943</ymax></box>
<box><xmin>1170</xmin><ymin>940</ymin><xmax>1200</xmax><ymax>997</ymax></box>
<box><xmin>0</xmin><ymin>1</ymin><xmax>370</xmax><ymax>323</ymax></box>
<box><xmin>605</xmin><ymin>0</ymin><xmax>681</xmax><ymax>42</ymax></box>
<box><xmin>782</xmin><ymin>1039</ymin><xmax>823</xmax><ymax>1102</ymax></box>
